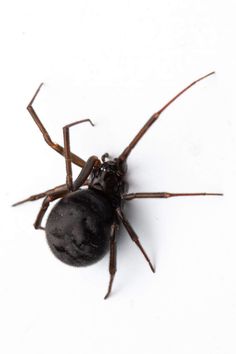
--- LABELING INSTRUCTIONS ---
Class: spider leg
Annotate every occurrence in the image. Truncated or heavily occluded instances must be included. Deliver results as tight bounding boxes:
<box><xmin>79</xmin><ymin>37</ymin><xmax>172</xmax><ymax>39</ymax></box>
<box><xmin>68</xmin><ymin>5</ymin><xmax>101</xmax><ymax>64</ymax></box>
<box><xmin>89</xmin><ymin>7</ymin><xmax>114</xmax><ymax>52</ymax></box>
<box><xmin>62</xmin><ymin>119</ymin><xmax>98</xmax><ymax>191</ymax></box>
<box><xmin>34</xmin><ymin>189</ymin><xmax>68</xmax><ymax>230</ymax></box>
<box><xmin>72</xmin><ymin>156</ymin><xmax>100</xmax><ymax>191</ymax></box>
<box><xmin>116</xmin><ymin>208</ymin><xmax>155</xmax><ymax>273</ymax></box>
<box><xmin>12</xmin><ymin>184</ymin><xmax>67</xmax><ymax>207</ymax></box>
<box><xmin>27</xmin><ymin>83</ymin><xmax>86</xmax><ymax>168</ymax></box>
<box><xmin>122</xmin><ymin>192</ymin><xmax>223</xmax><ymax>200</ymax></box>
<box><xmin>104</xmin><ymin>223</ymin><xmax>118</xmax><ymax>300</ymax></box>
<box><xmin>119</xmin><ymin>72</ymin><xmax>215</xmax><ymax>162</ymax></box>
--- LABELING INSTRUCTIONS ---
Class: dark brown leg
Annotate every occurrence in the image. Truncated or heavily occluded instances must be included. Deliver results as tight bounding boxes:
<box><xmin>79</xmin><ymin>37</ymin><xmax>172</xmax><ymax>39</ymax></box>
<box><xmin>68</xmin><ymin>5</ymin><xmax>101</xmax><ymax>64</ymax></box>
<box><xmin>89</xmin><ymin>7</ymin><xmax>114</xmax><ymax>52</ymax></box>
<box><xmin>14</xmin><ymin>154</ymin><xmax>100</xmax><ymax>227</ymax></box>
<box><xmin>122</xmin><ymin>192</ymin><xmax>223</xmax><ymax>200</ymax></box>
<box><xmin>62</xmin><ymin>120</ymin><xmax>95</xmax><ymax>191</ymax></box>
<box><xmin>12</xmin><ymin>184</ymin><xmax>67</xmax><ymax>207</ymax></box>
<box><xmin>73</xmin><ymin>156</ymin><xmax>101</xmax><ymax>190</ymax></box>
<box><xmin>34</xmin><ymin>189</ymin><xmax>68</xmax><ymax>230</ymax></box>
<box><xmin>32</xmin><ymin>154</ymin><xmax>101</xmax><ymax>227</ymax></box>
<box><xmin>116</xmin><ymin>208</ymin><xmax>155</xmax><ymax>273</ymax></box>
<box><xmin>118</xmin><ymin>72</ymin><xmax>215</xmax><ymax>162</ymax></box>
<box><xmin>13</xmin><ymin>153</ymin><xmax>100</xmax><ymax>207</ymax></box>
<box><xmin>104</xmin><ymin>223</ymin><xmax>118</xmax><ymax>300</ymax></box>
<box><xmin>27</xmin><ymin>83</ymin><xmax>86</xmax><ymax>168</ymax></box>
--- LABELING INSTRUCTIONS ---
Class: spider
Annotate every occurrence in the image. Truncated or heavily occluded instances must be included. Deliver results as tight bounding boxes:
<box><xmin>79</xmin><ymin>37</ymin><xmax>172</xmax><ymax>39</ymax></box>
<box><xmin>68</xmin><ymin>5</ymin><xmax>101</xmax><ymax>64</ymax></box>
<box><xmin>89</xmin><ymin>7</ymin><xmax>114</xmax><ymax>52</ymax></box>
<box><xmin>13</xmin><ymin>72</ymin><xmax>222</xmax><ymax>299</ymax></box>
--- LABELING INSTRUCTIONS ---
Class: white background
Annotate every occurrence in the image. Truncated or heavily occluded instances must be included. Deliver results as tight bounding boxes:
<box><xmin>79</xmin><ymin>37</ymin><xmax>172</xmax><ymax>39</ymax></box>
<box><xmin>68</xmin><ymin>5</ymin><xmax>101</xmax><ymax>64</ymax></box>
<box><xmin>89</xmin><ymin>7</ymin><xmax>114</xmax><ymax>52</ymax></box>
<box><xmin>0</xmin><ymin>1</ymin><xmax>235</xmax><ymax>353</ymax></box>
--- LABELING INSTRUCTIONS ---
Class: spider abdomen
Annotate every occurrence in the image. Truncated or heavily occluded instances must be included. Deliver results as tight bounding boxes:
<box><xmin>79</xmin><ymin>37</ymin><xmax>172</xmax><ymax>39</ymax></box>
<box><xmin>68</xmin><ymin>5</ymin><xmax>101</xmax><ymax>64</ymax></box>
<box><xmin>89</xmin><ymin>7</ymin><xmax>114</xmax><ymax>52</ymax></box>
<box><xmin>46</xmin><ymin>189</ymin><xmax>115</xmax><ymax>266</ymax></box>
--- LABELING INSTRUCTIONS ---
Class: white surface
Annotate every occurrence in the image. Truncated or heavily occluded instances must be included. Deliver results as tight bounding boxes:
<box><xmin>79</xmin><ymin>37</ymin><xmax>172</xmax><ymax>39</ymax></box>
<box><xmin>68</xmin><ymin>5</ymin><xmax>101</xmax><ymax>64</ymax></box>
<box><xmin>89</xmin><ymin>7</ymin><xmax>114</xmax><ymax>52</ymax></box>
<box><xmin>0</xmin><ymin>1</ymin><xmax>235</xmax><ymax>354</ymax></box>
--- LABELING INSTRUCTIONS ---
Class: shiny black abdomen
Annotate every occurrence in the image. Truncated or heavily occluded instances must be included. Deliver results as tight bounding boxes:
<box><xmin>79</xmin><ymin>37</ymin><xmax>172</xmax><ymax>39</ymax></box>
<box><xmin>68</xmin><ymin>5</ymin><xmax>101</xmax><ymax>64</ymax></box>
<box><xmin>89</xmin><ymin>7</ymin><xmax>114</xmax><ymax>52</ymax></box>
<box><xmin>46</xmin><ymin>189</ymin><xmax>115</xmax><ymax>266</ymax></box>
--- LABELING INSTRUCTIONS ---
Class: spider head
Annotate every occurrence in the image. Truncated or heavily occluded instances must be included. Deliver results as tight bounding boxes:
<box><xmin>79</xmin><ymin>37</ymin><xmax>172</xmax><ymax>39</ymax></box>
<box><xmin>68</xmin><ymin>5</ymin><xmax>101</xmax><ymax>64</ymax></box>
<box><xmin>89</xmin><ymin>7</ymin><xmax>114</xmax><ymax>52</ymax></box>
<box><xmin>89</xmin><ymin>155</ymin><xmax>128</xmax><ymax>197</ymax></box>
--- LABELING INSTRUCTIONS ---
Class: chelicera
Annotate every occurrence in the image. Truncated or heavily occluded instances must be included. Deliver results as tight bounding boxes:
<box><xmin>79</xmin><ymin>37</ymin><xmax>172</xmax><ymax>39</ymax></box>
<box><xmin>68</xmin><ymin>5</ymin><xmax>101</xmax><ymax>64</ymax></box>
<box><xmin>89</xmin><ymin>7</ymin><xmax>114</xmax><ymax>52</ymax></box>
<box><xmin>13</xmin><ymin>72</ymin><xmax>222</xmax><ymax>299</ymax></box>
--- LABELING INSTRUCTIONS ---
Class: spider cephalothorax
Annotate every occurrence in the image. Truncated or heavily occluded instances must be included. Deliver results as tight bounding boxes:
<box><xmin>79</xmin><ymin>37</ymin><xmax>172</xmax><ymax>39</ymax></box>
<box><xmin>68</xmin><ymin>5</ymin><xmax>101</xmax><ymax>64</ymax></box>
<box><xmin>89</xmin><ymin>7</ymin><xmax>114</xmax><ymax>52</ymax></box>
<box><xmin>89</xmin><ymin>157</ymin><xmax>127</xmax><ymax>204</ymax></box>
